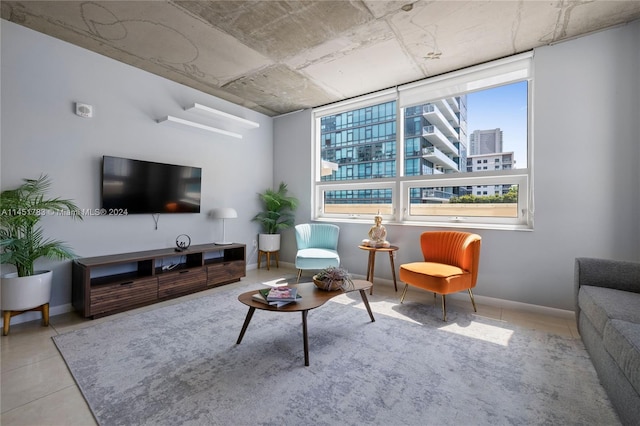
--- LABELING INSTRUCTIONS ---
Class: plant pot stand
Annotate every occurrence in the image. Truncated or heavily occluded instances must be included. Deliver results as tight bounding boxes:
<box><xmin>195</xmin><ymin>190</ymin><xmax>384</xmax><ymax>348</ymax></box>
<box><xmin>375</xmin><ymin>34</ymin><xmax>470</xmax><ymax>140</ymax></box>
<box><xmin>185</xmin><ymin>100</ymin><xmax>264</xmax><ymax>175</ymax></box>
<box><xmin>258</xmin><ymin>250</ymin><xmax>279</xmax><ymax>270</ymax></box>
<box><xmin>2</xmin><ymin>303</ymin><xmax>49</xmax><ymax>336</ymax></box>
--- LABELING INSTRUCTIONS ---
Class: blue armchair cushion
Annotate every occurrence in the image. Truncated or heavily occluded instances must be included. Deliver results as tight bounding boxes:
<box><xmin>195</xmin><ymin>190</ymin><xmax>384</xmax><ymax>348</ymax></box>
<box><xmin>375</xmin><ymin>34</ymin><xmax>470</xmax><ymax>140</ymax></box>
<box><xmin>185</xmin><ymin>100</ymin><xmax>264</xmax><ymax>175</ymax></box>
<box><xmin>295</xmin><ymin>248</ymin><xmax>340</xmax><ymax>270</ymax></box>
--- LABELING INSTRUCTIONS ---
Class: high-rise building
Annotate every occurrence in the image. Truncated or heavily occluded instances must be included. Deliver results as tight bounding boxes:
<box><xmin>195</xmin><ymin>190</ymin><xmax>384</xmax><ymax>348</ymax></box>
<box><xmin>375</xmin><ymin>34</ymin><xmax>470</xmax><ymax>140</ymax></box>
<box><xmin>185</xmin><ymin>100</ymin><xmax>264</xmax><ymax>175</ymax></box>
<box><xmin>319</xmin><ymin>96</ymin><xmax>468</xmax><ymax>205</ymax></box>
<box><xmin>466</xmin><ymin>152</ymin><xmax>516</xmax><ymax>195</ymax></box>
<box><xmin>404</xmin><ymin>96</ymin><xmax>467</xmax><ymax>177</ymax></box>
<box><xmin>469</xmin><ymin>128</ymin><xmax>503</xmax><ymax>155</ymax></box>
<box><xmin>404</xmin><ymin>97</ymin><xmax>468</xmax><ymax>203</ymax></box>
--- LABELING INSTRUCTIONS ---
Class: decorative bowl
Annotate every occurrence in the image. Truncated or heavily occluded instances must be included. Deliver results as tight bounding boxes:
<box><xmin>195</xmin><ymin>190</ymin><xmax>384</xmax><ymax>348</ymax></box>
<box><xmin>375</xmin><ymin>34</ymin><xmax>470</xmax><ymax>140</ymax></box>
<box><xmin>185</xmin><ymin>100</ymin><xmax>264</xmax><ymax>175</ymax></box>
<box><xmin>313</xmin><ymin>275</ymin><xmax>343</xmax><ymax>291</ymax></box>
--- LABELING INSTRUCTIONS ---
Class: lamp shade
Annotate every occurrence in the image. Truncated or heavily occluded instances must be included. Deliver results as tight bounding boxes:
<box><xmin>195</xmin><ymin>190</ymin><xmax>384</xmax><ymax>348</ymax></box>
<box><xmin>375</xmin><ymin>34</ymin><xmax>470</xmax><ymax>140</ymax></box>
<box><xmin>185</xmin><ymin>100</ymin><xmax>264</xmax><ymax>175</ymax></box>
<box><xmin>209</xmin><ymin>207</ymin><xmax>238</xmax><ymax>219</ymax></box>
<box><xmin>209</xmin><ymin>207</ymin><xmax>237</xmax><ymax>245</ymax></box>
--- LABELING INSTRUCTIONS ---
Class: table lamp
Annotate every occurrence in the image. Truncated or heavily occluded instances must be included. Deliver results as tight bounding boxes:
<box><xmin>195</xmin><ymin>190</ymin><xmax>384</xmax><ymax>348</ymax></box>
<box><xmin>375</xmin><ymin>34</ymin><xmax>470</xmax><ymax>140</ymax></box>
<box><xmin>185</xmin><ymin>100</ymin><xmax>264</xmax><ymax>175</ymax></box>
<box><xmin>209</xmin><ymin>207</ymin><xmax>237</xmax><ymax>245</ymax></box>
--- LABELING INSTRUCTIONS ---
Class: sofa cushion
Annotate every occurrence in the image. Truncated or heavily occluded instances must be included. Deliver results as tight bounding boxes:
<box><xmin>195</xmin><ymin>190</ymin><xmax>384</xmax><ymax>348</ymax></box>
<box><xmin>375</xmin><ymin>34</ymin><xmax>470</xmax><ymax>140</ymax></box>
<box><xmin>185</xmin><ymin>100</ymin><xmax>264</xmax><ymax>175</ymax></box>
<box><xmin>603</xmin><ymin>319</ymin><xmax>640</xmax><ymax>396</ymax></box>
<box><xmin>578</xmin><ymin>286</ymin><xmax>640</xmax><ymax>335</ymax></box>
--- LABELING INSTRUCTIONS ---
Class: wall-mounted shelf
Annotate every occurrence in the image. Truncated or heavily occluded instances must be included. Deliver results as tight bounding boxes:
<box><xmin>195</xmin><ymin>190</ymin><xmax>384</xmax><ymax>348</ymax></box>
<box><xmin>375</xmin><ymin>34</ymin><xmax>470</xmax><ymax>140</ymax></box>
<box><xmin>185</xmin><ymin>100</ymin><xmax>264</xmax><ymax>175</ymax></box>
<box><xmin>157</xmin><ymin>115</ymin><xmax>243</xmax><ymax>139</ymax></box>
<box><xmin>157</xmin><ymin>102</ymin><xmax>259</xmax><ymax>139</ymax></box>
<box><xmin>186</xmin><ymin>103</ymin><xmax>260</xmax><ymax>129</ymax></box>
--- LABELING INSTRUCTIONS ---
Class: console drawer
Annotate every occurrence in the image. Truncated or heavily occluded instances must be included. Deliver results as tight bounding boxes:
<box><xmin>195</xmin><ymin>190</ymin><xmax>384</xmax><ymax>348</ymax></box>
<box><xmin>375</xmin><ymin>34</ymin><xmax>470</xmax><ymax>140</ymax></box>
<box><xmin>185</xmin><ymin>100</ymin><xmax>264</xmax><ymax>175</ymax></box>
<box><xmin>207</xmin><ymin>260</ymin><xmax>246</xmax><ymax>286</ymax></box>
<box><xmin>158</xmin><ymin>268</ymin><xmax>207</xmax><ymax>298</ymax></box>
<box><xmin>90</xmin><ymin>276</ymin><xmax>158</xmax><ymax>316</ymax></box>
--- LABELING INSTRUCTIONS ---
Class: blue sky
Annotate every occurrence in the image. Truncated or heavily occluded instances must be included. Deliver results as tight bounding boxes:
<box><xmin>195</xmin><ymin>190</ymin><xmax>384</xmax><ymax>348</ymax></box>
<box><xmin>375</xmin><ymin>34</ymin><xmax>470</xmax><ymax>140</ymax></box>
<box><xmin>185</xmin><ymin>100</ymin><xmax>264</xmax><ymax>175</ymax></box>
<box><xmin>466</xmin><ymin>81</ymin><xmax>528</xmax><ymax>167</ymax></box>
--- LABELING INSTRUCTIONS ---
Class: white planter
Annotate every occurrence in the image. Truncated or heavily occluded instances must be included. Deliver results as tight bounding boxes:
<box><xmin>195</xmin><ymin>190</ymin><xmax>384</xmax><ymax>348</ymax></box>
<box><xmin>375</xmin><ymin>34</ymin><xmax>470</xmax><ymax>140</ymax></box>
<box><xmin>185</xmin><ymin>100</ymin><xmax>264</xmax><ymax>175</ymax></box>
<box><xmin>258</xmin><ymin>234</ymin><xmax>281</xmax><ymax>252</ymax></box>
<box><xmin>1</xmin><ymin>270</ymin><xmax>52</xmax><ymax>311</ymax></box>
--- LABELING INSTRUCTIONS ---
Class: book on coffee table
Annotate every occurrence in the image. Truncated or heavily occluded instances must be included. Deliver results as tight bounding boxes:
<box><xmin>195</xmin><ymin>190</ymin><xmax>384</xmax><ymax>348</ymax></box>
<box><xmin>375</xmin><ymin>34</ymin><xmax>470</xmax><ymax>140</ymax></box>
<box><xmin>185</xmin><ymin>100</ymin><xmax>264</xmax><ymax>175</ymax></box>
<box><xmin>266</xmin><ymin>286</ymin><xmax>298</xmax><ymax>302</ymax></box>
<box><xmin>252</xmin><ymin>288</ymin><xmax>300</xmax><ymax>308</ymax></box>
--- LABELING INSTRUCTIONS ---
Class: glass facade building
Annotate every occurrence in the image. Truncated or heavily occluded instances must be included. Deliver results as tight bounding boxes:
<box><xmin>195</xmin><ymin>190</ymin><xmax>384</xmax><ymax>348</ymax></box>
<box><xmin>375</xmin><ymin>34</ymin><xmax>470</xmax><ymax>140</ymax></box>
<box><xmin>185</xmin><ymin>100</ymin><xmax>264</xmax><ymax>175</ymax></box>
<box><xmin>320</xmin><ymin>96</ymin><xmax>468</xmax><ymax>205</ymax></box>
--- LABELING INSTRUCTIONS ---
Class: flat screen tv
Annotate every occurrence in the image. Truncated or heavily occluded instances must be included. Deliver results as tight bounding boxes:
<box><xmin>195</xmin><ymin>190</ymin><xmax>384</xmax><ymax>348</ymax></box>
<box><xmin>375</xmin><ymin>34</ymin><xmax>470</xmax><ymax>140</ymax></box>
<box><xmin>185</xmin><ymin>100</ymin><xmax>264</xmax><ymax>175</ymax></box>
<box><xmin>102</xmin><ymin>156</ymin><xmax>202</xmax><ymax>214</ymax></box>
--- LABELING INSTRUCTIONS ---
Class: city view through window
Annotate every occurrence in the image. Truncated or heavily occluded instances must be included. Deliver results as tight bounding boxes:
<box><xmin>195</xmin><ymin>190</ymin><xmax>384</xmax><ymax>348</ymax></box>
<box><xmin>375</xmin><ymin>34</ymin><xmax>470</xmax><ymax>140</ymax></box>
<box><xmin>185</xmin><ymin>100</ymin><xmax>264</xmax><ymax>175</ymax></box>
<box><xmin>319</xmin><ymin>81</ymin><xmax>528</xmax><ymax>219</ymax></box>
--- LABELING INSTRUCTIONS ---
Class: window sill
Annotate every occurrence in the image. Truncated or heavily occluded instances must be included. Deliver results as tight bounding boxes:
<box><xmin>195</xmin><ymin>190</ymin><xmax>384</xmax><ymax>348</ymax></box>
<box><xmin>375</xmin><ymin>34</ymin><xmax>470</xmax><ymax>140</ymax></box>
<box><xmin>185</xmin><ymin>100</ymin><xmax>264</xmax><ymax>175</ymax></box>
<box><xmin>314</xmin><ymin>216</ymin><xmax>534</xmax><ymax>232</ymax></box>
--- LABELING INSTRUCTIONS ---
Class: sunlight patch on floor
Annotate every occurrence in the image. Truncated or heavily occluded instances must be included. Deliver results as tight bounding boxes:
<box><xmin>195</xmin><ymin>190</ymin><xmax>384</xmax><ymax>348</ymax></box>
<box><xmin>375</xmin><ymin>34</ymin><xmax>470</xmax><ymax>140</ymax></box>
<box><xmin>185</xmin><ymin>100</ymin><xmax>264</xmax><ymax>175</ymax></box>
<box><xmin>438</xmin><ymin>321</ymin><xmax>514</xmax><ymax>346</ymax></box>
<box><xmin>329</xmin><ymin>298</ymin><xmax>424</xmax><ymax>324</ymax></box>
<box><xmin>261</xmin><ymin>277</ymin><xmax>291</xmax><ymax>287</ymax></box>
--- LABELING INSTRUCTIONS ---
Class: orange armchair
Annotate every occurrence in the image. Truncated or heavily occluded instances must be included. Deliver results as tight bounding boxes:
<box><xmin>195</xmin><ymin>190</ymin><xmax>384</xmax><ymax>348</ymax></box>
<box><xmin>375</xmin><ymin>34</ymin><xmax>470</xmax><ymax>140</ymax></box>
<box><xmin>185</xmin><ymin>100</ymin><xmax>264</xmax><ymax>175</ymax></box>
<box><xmin>399</xmin><ymin>231</ymin><xmax>481</xmax><ymax>321</ymax></box>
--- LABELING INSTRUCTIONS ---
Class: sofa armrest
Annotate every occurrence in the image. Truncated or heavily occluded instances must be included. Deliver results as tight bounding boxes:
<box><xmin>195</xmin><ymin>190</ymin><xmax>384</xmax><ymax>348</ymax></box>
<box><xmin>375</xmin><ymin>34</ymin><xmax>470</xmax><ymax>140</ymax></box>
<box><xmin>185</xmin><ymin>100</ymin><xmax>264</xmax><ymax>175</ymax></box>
<box><xmin>575</xmin><ymin>257</ymin><xmax>640</xmax><ymax>293</ymax></box>
<box><xmin>574</xmin><ymin>257</ymin><xmax>640</xmax><ymax>329</ymax></box>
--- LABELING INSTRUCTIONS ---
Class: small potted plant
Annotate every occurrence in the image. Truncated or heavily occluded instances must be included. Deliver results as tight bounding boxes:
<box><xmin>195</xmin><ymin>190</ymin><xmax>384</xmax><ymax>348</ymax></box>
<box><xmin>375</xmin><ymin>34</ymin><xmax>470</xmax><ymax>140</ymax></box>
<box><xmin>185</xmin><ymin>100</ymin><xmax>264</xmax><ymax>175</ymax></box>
<box><xmin>0</xmin><ymin>175</ymin><xmax>82</xmax><ymax>335</ymax></box>
<box><xmin>313</xmin><ymin>266</ymin><xmax>354</xmax><ymax>291</ymax></box>
<box><xmin>252</xmin><ymin>182</ymin><xmax>298</xmax><ymax>252</ymax></box>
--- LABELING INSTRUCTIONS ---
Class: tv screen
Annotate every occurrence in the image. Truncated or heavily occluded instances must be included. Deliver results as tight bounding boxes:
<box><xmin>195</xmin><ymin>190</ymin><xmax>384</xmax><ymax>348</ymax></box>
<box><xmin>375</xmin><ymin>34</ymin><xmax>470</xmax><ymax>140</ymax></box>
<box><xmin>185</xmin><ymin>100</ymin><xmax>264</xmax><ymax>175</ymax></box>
<box><xmin>102</xmin><ymin>156</ymin><xmax>202</xmax><ymax>214</ymax></box>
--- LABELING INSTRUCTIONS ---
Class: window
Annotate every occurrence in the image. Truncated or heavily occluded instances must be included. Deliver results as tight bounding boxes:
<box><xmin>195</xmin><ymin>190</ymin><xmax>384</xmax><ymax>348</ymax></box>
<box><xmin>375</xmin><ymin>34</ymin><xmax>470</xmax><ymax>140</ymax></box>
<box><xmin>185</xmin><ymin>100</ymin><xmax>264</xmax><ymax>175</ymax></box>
<box><xmin>313</xmin><ymin>52</ymin><xmax>533</xmax><ymax>229</ymax></box>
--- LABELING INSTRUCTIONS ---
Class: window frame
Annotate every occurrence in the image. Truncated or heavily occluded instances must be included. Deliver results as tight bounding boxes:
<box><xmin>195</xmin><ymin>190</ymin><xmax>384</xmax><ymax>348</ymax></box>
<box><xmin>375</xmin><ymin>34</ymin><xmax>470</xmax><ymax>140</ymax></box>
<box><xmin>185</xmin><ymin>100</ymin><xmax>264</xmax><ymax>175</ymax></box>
<box><xmin>312</xmin><ymin>52</ymin><xmax>534</xmax><ymax>231</ymax></box>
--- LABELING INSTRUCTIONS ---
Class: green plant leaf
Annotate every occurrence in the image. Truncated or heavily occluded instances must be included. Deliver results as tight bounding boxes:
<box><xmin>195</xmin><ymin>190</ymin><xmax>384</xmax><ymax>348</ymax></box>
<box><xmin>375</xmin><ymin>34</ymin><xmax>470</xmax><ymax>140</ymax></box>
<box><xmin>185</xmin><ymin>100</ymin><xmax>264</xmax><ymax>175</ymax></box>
<box><xmin>251</xmin><ymin>182</ymin><xmax>298</xmax><ymax>234</ymax></box>
<box><xmin>0</xmin><ymin>174</ymin><xmax>82</xmax><ymax>276</ymax></box>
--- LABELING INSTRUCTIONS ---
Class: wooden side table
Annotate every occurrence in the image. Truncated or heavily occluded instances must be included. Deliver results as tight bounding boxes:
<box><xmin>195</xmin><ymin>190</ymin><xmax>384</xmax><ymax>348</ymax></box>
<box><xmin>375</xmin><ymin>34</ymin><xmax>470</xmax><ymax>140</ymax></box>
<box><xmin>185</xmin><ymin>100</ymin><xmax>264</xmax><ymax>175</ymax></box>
<box><xmin>258</xmin><ymin>250</ymin><xmax>279</xmax><ymax>271</ymax></box>
<box><xmin>358</xmin><ymin>245</ymin><xmax>399</xmax><ymax>295</ymax></box>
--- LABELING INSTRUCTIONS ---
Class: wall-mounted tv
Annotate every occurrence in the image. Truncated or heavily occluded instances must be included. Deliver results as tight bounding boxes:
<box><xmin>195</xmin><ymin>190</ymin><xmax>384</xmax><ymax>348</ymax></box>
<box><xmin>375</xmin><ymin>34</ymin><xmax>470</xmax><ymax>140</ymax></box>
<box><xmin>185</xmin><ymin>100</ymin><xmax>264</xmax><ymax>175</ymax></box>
<box><xmin>102</xmin><ymin>156</ymin><xmax>202</xmax><ymax>214</ymax></box>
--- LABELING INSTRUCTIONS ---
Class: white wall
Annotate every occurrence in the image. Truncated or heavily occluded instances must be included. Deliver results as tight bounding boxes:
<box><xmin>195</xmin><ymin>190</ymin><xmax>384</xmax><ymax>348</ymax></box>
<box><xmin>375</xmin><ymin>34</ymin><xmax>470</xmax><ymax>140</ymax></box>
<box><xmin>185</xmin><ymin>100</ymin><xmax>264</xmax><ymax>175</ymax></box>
<box><xmin>274</xmin><ymin>21</ymin><xmax>640</xmax><ymax>311</ymax></box>
<box><xmin>273</xmin><ymin>110</ymin><xmax>314</xmax><ymax>264</ymax></box>
<box><xmin>1</xmin><ymin>21</ymin><xmax>271</xmax><ymax>309</ymax></box>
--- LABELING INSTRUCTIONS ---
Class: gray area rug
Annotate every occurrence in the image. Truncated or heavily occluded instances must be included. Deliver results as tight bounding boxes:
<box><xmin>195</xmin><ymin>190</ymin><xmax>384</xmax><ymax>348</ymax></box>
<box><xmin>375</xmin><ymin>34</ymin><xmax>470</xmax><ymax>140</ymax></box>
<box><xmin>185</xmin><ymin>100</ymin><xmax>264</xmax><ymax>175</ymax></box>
<box><xmin>53</xmin><ymin>281</ymin><xmax>619</xmax><ymax>425</ymax></box>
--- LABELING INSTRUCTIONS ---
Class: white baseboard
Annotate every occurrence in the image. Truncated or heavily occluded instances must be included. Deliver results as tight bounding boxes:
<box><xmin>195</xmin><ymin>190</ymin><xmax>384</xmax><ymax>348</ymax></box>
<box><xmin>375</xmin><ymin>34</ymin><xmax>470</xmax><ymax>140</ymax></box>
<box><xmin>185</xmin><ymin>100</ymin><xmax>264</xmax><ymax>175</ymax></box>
<box><xmin>469</xmin><ymin>293</ymin><xmax>575</xmax><ymax>319</ymax></box>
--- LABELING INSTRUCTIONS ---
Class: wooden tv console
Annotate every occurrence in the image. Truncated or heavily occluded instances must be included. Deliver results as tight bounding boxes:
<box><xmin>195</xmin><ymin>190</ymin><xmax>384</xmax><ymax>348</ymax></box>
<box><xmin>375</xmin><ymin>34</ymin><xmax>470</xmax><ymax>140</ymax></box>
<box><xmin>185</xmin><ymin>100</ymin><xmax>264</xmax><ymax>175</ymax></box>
<box><xmin>72</xmin><ymin>243</ymin><xmax>246</xmax><ymax>318</ymax></box>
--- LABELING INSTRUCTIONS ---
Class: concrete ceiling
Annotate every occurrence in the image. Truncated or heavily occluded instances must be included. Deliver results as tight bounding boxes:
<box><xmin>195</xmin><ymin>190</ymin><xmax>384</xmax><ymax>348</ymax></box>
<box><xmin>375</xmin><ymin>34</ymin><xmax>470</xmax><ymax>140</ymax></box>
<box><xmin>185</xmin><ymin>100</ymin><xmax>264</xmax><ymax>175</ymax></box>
<box><xmin>3</xmin><ymin>1</ymin><xmax>640</xmax><ymax>117</ymax></box>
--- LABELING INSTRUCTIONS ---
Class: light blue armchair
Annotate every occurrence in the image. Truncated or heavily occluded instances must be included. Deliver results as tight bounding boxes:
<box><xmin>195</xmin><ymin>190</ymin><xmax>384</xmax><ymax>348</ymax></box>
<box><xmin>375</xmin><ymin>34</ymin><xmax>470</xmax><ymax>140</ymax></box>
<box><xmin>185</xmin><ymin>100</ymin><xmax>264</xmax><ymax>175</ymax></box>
<box><xmin>295</xmin><ymin>223</ymin><xmax>340</xmax><ymax>282</ymax></box>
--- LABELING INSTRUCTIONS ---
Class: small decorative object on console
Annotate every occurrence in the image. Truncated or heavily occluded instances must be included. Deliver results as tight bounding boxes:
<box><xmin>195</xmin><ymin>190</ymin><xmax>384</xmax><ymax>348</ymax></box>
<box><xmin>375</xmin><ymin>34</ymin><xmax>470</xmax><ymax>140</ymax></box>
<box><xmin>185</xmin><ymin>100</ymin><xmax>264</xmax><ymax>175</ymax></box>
<box><xmin>175</xmin><ymin>234</ymin><xmax>191</xmax><ymax>252</ymax></box>
<box><xmin>313</xmin><ymin>266</ymin><xmax>354</xmax><ymax>291</ymax></box>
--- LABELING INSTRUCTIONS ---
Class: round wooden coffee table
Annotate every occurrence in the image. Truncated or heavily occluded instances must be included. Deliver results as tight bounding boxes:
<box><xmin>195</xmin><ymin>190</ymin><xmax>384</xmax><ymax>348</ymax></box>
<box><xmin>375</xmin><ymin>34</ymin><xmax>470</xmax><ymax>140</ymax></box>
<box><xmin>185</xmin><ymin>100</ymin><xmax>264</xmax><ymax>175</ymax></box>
<box><xmin>236</xmin><ymin>280</ymin><xmax>375</xmax><ymax>366</ymax></box>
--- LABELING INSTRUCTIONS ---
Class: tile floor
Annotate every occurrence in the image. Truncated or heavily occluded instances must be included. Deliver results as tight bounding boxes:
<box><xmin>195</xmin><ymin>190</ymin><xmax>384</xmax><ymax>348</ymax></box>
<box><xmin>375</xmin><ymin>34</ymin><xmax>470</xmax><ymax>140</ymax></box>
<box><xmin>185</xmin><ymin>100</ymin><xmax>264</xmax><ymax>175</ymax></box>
<box><xmin>1</xmin><ymin>267</ymin><xmax>580</xmax><ymax>426</ymax></box>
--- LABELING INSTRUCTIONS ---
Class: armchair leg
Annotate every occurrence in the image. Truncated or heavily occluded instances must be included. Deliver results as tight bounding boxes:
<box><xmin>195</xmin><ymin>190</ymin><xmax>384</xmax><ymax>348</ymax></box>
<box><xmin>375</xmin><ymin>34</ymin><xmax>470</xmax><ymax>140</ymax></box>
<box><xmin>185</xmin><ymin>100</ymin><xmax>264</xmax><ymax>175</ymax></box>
<box><xmin>296</xmin><ymin>269</ymin><xmax>302</xmax><ymax>283</ymax></box>
<box><xmin>441</xmin><ymin>295</ymin><xmax>447</xmax><ymax>322</ymax></box>
<box><xmin>400</xmin><ymin>284</ymin><xmax>409</xmax><ymax>303</ymax></box>
<box><xmin>468</xmin><ymin>289</ymin><xmax>477</xmax><ymax>312</ymax></box>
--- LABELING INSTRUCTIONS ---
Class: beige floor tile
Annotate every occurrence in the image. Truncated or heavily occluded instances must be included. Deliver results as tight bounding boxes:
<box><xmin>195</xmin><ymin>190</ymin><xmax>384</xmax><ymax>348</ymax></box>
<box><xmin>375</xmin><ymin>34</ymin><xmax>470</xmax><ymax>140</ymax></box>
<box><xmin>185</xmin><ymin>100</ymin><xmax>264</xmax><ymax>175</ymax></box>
<box><xmin>567</xmin><ymin>319</ymin><xmax>581</xmax><ymax>339</ymax></box>
<box><xmin>1</xmin><ymin>322</ymin><xmax>57</xmax><ymax>350</ymax></box>
<box><xmin>501</xmin><ymin>309</ymin><xmax>574</xmax><ymax>337</ymax></box>
<box><xmin>1</xmin><ymin>385</ymin><xmax>96</xmax><ymax>426</ymax></box>
<box><xmin>49</xmin><ymin>311</ymin><xmax>88</xmax><ymax>329</ymax></box>
<box><xmin>472</xmin><ymin>303</ymin><xmax>502</xmax><ymax>321</ymax></box>
<box><xmin>1</xmin><ymin>354</ymin><xmax>75</xmax><ymax>413</ymax></box>
<box><xmin>1</xmin><ymin>336</ymin><xmax>60</xmax><ymax>373</ymax></box>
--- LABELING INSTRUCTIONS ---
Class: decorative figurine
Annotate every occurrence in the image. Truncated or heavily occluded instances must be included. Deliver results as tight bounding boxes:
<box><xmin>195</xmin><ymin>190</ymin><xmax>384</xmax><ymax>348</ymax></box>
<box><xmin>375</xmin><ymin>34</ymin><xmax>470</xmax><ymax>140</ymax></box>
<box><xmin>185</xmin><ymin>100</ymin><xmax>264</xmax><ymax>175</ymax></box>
<box><xmin>362</xmin><ymin>214</ymin><xmax>390</xmax><ymax>248</ymax></box>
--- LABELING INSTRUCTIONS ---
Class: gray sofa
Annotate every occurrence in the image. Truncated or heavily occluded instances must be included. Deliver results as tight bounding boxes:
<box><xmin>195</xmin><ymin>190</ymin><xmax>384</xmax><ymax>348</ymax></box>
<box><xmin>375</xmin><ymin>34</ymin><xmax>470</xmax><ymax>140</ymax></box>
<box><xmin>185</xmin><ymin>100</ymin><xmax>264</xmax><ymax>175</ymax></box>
<box><xmin>575</xmin><ymin>257</ymin><xmax>640</xmax><ymax>425</ymax></box>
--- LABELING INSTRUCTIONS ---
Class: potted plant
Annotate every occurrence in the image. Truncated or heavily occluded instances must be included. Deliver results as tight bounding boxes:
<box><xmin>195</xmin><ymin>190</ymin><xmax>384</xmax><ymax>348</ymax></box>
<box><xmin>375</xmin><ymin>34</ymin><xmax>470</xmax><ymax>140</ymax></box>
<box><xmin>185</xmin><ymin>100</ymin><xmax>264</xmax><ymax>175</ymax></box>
<box><xmin>0</xmin><ymin>175</ymin><xmax>82</xmax><ymax>335</ymax></box>
<box><xmin>313</xmin><ymin>266</ymin><xmax>354</xmax><ymax>291</ymax></box>
<box><xmin>252</xmin><ymin>182</ymin><xmax>298</xmax><ymax>252</ymax></box>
